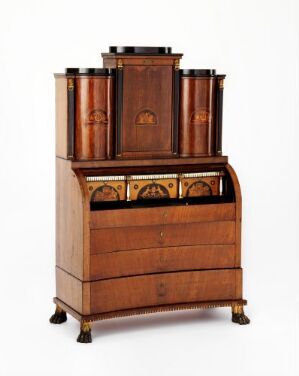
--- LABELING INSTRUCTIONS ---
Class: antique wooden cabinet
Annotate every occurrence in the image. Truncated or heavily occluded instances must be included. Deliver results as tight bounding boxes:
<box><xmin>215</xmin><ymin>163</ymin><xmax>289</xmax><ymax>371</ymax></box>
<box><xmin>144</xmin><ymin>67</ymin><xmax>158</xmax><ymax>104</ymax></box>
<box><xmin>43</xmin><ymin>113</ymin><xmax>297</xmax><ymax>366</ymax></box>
<box><xmin>50</xmin><ymin>46</ymin><xmax>249</xmax><ymax>343</ymax></box>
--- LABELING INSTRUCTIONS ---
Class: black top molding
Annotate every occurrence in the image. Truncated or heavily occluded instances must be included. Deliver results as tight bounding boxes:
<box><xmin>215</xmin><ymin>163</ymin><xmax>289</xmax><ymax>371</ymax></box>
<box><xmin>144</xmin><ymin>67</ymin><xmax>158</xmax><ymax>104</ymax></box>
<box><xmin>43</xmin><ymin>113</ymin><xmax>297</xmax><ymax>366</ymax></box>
<box><xmin>180</xmin><ymin>69</ymin><xmax>217</xmax><ymax>77</ymax></box>
<box><xmin>108</xmin><ymin>46</ymin><xmax>173</xmax><ymax>54</ymax></box>
<box><xmin>65</xmin><ymin>68</ymin><xmax>115</xmax><ymax>76</ymax></box>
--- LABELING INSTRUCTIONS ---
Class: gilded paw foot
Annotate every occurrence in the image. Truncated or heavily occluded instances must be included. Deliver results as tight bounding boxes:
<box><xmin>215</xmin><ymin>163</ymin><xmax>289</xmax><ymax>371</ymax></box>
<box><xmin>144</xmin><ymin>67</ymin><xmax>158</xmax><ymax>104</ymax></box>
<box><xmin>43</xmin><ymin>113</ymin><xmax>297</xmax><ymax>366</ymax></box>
<box><xmin>232</xmin><ymin>312</ymin><xmax>250</xmax><ymax>325</ymax></box>
<box><xmin>231</xmin><ymin>304</ymin><xmax>250</xmax><ymax>325</ymax></box>
<box><xmin>49</xmin><ymin>306</ymin><xmax>67</xmax><ymax>324</ymax></box>
<box><xmin>77</xmin><ymin>322</ymin><xmax>92</xmax><ymax>343</ymax></box>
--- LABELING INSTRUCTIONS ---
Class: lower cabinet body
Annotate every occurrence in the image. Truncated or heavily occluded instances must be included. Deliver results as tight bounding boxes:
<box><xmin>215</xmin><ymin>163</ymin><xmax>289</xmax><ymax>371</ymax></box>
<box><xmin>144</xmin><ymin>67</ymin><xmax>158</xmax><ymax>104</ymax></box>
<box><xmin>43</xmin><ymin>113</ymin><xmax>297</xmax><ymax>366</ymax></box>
<box><xmin>55</xmin><ymin>202</ymin><xmax>244</xmax><ymax>316</ymax></box>
<box><xmin>56</xmin><ymin>267</ymin><xmax>243</xmax><ymax>315</ymax></box>
<box><xmin>52</xmin><ymin>162</ymin><xmax>250</xmax><ymax>343</ymax></box>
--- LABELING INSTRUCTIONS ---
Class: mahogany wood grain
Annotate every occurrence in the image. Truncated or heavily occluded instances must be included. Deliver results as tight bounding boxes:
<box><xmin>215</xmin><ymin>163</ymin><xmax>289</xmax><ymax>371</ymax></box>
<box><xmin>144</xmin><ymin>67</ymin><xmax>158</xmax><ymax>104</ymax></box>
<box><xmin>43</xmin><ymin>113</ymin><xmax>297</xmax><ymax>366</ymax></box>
<box><xmin>90</xmin><ymin>203</ymin><xmax>235</xmax><ymax>229</ymax></box>
<box><xmin>90</xmin><ymin>221</ymin><xmax>235</xmax><ymax>254</ymax></box>
<box><xmin>56</xmin><ymin>267</ymin><xmax>91</xmax><ymax>315</ymax></box>
<box><xmin>56</xmin><ymin>158</ymin><xmax>84</xmax><ymax>279</ymax></box>
<box><xmin>55</xmin><ymin>77</ymin><xmax>68</xmax><ymax>158</ymax></box>
<box><xmin>75</xmin><ymin>76</ymin><xmax>114</xmax><ymax>160</ymax></box>
<box><xmin>89</xmin><ymin>245</ymin><xmax>236</xmax><ymax>280</ymax></box>
<box><xmin>120</xmin><ymin>65</ymin><xmax>174</xmax><ymax>158</ymax></box>
<box><xmin>71</xmin><ymin>156</ymin><xmax>228</xmax><ymax>169</ymax></box>
<box><xmin>226</xmin><ymin>163</ymin><xmax>242</xmax><ymax>267</ymax></box>
<box><xmin>56</xmin><ymin>267</ymin><xmax>83</xmax><ymax>314</ymax></box>
<box><xmin>102</xmin><ymin>55</ymin><xmax>182</xmax><ymax>68</ymax></box>
<box><xmin>179</xmin><ymin>77</ymin><xmax>217</xmax><ymax>157</ymax></box>
<box><xmin>73</xmin><ymin>168</ymin><xmax>92</xmax><ymax>280</ymax></box>
<box><xmin>90</xmin><ymin>269</ymin><xmax>242</xmax><ymax>314</ymax></box>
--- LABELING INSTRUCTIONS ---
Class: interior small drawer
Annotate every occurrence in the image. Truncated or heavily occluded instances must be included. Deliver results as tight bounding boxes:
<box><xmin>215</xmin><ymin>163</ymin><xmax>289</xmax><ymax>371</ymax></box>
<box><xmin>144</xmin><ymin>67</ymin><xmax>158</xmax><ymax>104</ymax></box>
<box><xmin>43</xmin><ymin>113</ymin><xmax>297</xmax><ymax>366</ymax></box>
<box><xmin>90</xmin><ymin>269</ymin><xmax>242</xmax><ymax>314</ymax></box>
<box><xmin>89</xmin><ymin>244</ymin><xmax>237</xmax><ymax>280</ymax></box>
<box><xmin>90</xmin><ymin>220</ymin><xmax>236</xmax><ymax>254</ymax></box>
<box><xmin>90</xmin><ymin>203</ymin><xmax>235</xmax><ymax>229</ymax></box>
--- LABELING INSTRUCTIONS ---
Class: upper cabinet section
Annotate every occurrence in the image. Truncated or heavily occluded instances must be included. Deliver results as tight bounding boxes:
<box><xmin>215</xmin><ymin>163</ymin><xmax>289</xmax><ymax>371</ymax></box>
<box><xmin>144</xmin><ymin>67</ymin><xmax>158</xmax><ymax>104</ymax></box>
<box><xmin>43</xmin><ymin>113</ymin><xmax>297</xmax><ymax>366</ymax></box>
<box><xmin>55</xmin><ymin>47</ymin><xmax>225</xmax><ymax>162</ymax></box>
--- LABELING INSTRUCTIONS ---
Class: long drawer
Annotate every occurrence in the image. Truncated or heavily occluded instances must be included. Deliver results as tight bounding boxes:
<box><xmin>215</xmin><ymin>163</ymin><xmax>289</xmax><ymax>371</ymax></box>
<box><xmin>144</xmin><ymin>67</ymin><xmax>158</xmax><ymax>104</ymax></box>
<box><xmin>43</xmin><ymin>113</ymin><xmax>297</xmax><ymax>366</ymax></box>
<box><xmin>90</xmin><ymin>221</ymin><xmax>235</xmax><ymax>254</ymax></box>
<box><xmin>90</xmin><ymin>245</ymin><xmax>236</xmax><ymax>280</ymax></box>
<box><xmin>90</xmin><ymin>269</ymin><xmax>242</xmax><ymax>314</ymax></box>
<box><xmin>90</xmin><ymin>203</ymin><xmax>235</xmax><ymax>229</ymax></box>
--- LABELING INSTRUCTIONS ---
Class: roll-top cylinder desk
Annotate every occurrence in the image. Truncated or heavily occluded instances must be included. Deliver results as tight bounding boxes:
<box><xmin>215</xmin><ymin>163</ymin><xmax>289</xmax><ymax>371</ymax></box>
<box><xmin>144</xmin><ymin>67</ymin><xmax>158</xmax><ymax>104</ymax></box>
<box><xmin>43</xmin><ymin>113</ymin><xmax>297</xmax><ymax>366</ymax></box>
<box><xmin>50</xmin><ymin>46</ymin><xmax>250</xmax><ymax>343</ymax></box>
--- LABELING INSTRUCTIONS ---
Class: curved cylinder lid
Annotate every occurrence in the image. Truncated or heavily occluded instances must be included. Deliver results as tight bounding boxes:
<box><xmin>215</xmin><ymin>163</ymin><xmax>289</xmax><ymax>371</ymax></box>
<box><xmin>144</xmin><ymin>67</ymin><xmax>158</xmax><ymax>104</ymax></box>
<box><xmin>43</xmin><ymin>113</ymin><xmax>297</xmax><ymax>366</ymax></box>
<box><xmin>180</xmin><ymin>69</ymin><xmax>217</xmax><ymax>77</ymax></box>
<box><xmin>109</xmin><ymin>46</ymin><xmax>172</xmax><ymax>54</ymax></box>
<box><xmin>65</xmin><ymin>68</ymin><xmax>114</xmax><ymax>75</ymax></box>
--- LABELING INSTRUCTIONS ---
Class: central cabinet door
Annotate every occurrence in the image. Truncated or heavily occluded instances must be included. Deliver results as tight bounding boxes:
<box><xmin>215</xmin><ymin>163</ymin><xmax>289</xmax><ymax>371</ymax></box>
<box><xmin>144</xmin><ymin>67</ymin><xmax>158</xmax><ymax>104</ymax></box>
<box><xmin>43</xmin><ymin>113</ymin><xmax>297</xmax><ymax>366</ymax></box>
<box><xmin>117</xmin><ymin>65</ymin><xmax>177</xmax><ymax>158</ymax></box>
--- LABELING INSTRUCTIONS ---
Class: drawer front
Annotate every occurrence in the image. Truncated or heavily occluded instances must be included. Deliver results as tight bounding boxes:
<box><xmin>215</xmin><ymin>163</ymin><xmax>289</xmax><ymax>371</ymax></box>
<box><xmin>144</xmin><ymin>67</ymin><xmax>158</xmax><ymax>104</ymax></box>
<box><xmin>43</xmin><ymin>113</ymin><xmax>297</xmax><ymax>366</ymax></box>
<box><xmin>90</xmin><ymin>203</ymin><xmax>235</xmax><ymax>229</ymax></box>
<box><xmin>181</xmin><ymin>176</ymin><xmax>220</xmax><ymax>197</ymax></box>
<box><xmin>87</xmin><ymin>180</ymin><xmax>127</xmax><ymax>202</ymax></box>
<box><xmin>129</xmin><ymin>178</ymin><xmax>178</xmax><ymax>201</ymax></box>
<box><xmin>90</xmin><ymin>269</ymin><xmax>242</xmax><ymax>314</ymax></box>
<box><xmin>90</xmin><ymin>245</ymin><xmax>236</xmax><ymax>280</ymax></box>
<box><xmin>90</xmin><ymin>221</ymin><xmax>235</xmax><ymax>254</ymax></box>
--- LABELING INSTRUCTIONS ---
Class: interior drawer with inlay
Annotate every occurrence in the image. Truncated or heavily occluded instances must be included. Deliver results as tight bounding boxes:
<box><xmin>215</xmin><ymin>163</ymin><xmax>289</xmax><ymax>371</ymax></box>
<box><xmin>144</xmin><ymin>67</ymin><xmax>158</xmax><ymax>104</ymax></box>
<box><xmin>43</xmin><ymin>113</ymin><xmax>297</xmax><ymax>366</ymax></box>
<box><xmin>90</xmin><ymin>220</ymin><xmax>236</xmax><ymax>254</ymax></box>
<box><xmin>90</xmin><ymin>269</ymin><xmax>242</xmax><ymax>314</ymax></box>
<box><xmin>89</xmin><ymin>244</ymin><xmax>237</xmax><ymax>280</ymax></box>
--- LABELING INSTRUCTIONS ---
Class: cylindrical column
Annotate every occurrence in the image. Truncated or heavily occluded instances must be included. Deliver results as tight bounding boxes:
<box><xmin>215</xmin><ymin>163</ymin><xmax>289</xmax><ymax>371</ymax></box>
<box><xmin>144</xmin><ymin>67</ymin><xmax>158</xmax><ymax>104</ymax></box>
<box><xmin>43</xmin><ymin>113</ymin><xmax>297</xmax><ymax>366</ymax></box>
<box><xmin>66</xmin><ymin>68</ymin><xmax>115</xmax><ymax>160</ymax></box>
<box><xmin>179</xmin><ymin>69</ymin><xmax>225</xmax><ymax>157</ymax></box>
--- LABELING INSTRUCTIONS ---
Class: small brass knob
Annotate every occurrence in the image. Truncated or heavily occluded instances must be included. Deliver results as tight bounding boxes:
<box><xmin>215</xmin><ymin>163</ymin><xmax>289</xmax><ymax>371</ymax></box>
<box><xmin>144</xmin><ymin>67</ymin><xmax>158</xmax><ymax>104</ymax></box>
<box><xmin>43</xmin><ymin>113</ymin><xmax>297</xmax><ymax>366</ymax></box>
<box><xmin>160</xmin><ymin>231</ymin><xmax>164</xmax><ymax>238</ymax></box>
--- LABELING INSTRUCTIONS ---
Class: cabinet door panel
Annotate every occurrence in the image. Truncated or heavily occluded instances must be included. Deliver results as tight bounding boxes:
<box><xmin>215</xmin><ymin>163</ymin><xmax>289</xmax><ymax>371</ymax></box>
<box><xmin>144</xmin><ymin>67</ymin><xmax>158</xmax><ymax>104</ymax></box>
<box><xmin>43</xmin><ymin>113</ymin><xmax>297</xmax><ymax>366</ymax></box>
<box><xmin>120</xmin><ymin>65</ymin><xmax>174</xmax><ymax>157</ymax></box>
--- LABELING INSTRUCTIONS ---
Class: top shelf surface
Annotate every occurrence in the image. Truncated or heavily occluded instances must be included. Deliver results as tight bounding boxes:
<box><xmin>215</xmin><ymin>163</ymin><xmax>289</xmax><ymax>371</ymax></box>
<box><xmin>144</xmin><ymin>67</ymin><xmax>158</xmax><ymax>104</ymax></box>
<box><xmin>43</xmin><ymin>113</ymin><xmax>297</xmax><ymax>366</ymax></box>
<box><xmin>71</xmin><ymin>156</ymin><xmax>228</xmax><ymax>169</ymax></box>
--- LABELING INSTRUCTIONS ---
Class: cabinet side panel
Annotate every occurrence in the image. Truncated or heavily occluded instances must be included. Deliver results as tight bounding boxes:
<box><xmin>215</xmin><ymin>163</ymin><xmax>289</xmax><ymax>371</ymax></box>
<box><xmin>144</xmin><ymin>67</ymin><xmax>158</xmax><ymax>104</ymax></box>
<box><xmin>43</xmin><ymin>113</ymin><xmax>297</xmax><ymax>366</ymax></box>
<box><xmin>56</xmin><ymin>267</ymin><xmax>83</xmax><ymax>314</ymax></box>
<box><xmin>55</xmin><ymin>77</ymin><xmax>68</xmax><ymax>158</ymax></box>
<box><xmin>56</xmin><ymin>158</ymin><xmax>84</xmax><ymax>279</ymax></box>
<box><xmin>226</xmin><ymin>164</ymin><xmax>242</xmax><ymax>267</ymax></box>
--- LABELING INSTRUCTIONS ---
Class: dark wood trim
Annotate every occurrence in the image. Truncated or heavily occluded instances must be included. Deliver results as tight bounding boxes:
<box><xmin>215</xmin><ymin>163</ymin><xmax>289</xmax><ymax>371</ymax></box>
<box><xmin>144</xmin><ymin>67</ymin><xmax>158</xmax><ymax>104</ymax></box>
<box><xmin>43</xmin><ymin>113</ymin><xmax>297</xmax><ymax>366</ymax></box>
<box><xmin>71</xmin><ymin>156</ymin><xmax>228</xmax><ymax>169</ymax></box>
<box><xmin>65</xmin><ymin>68</ymin><xmax>114</xmax><ymax>75</ymax></box>
<box><xmin>54</xmin><ymin>296</ymin><xmax>247</xmax><ymax>323</ymax></box>
<box><xmin>180</xmin><ymin>69</ymin><xmax>216</xmax><ymax>77</ymax></box>
<box><xmin>172</xmin><ymin>68</ymin><xmax>180</xmax><ymax>155</ymax></box>
<box><xmin>67</xmin><ymin>77</ymin><xmax>75</xmax><ymax>159</ymax></box>
<box><xmin>216</xmin><ymin>76</ymin><xmax>226</xmax><ymax>156</ymax></box>
<box><xmin>108</xmin><ymin>46</ymin><xmax>173</xmax><ymax>54</ymax></box>
<box><xmin>115</xmin><ymin>68</ymin><xmax>123</xmax><ymax>157</ymax></box>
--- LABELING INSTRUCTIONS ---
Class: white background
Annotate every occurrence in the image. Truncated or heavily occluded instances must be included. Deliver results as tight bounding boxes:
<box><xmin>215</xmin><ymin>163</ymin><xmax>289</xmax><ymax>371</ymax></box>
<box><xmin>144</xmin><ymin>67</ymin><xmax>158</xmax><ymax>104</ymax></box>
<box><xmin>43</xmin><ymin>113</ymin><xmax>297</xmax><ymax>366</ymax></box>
<box><xmin>0</xmin><ymin>0</ymin><xmax>299</xmax><ymax>375</ymax></box>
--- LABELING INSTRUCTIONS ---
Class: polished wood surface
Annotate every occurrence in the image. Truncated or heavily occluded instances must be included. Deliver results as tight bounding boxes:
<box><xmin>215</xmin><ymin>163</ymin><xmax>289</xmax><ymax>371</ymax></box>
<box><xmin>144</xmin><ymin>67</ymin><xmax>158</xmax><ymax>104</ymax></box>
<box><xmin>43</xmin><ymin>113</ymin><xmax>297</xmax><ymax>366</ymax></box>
<box><xmin>90</xmin><ymin>221</ymin><xmax>235</xmax><ymax>254</ymax></box>
<box><xmin>54</xmin><ymin>160</ymin><xmax>244</xmax><ymax>326</ymax></box>
<box><xmin>55</xmin><ymin>77</ymin><xmax>68</xmax><ymax>158</ymax></box>
<box><xmin>71</xmin><ymin>155</ymin><xmax>228</xmax><ymax>169</ymax></box>
<box><xmin>179</xmin><ymin>77</ymin><xmax>217</xmax><ymax>157</ymax></box>
<box><xmin>53</xmin><ymin>47</ymin><xmax>248</xmax><ymax>339</ymax></box>
<box><xmin>90</xmin><ymin>269</ymin><xmax>242</xmax><ymax>314</ymax></box>
<box><xmin>56</xmin><ymin>267</ymin><xmax>84</xmax><ymax>314</ymax></box>
<box><xmin>226</xmin><ymin>164</ymin><xmax>242</xmax><ymax>266</ymax></box>
<box><xmin>75</xmin><ymin>76</ymin><xmax>114</xmax><ymax>160</ymax></box>
<box><xmin>120</xmin><ymin>65</ymin><xmax>174</xmax><ymax>158</ymax></box>
<box><xmin>90</xmin><ymin>202</ymin><xmax>235</xmax><ymax>228</ymax></box>
<box><xmin>56</xmin><ymin>158</ymin><xmax>84</xmax><ymax>279</ymax></box>
<box><xmin>90</xmin><ymin>245</ymin><xmax>236</xmax><ymax>280</ymax></box>
<box><xmin>102</xmin><ymin>55</ymin><xmax>182</xmax><ymax>68</ymax></box>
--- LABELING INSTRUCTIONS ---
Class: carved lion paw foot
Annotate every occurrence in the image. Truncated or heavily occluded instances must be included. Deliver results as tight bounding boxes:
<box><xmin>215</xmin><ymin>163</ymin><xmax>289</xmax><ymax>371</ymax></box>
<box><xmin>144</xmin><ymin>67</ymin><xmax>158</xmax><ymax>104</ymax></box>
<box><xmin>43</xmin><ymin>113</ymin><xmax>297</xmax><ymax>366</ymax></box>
<box><xmin>77</xmin><ymin>330</ymin><xmax>92</xmax><ymax>343</ymax></box>
<box><xmin>49</xmin><ymin>310</ymin><xmax>67</xmax><ymax>324</ymax></box>
<box><xmin>232</xmin><ymin>312</ymin><xmax>250</xmax><ymax>325</ymax></box>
